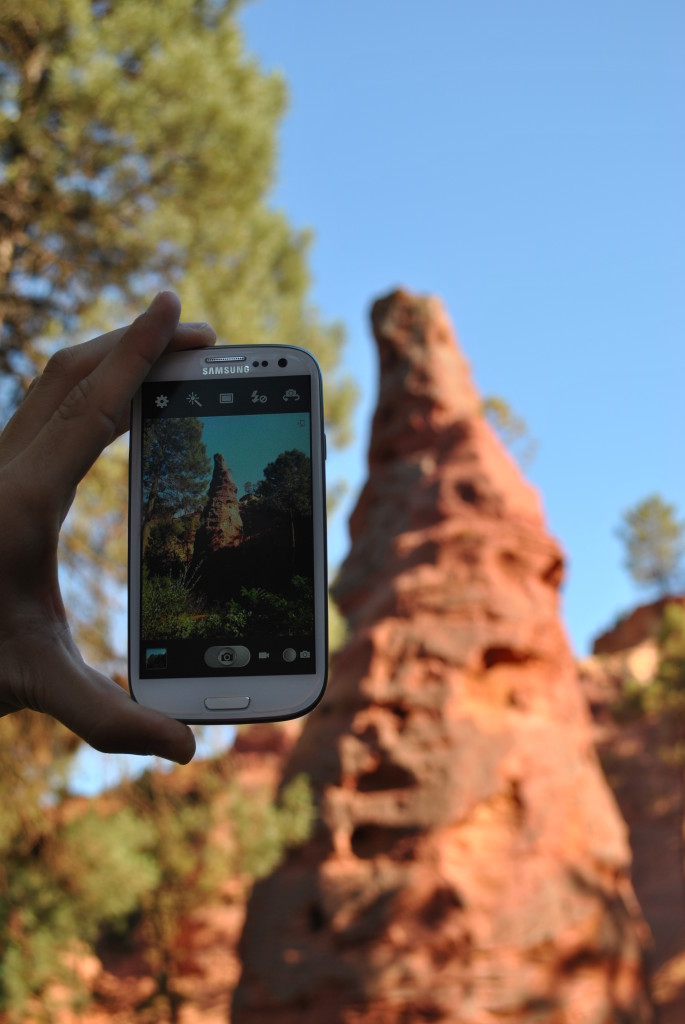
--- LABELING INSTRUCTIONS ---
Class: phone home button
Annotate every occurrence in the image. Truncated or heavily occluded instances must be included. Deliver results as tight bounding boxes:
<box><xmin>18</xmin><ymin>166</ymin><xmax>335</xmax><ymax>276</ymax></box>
<box><xmin>204</xmin><ymin>696</ymin><xmax>251</xmax><ymax>711</ymax></box>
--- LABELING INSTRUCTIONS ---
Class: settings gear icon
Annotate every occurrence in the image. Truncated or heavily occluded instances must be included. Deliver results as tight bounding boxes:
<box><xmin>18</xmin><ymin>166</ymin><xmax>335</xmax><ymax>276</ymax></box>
<box><xmin>155</xmin><ymin>394</ymin><xmax>169</xmax><ymax>409</ymax></box>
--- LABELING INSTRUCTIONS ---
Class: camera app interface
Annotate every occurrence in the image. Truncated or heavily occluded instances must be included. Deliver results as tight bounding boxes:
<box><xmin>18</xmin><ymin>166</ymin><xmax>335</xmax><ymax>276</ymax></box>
<box><xmin>139</xmin><ymin>374</ymin><xmax>316</xmax><ymax>679</ymax></box>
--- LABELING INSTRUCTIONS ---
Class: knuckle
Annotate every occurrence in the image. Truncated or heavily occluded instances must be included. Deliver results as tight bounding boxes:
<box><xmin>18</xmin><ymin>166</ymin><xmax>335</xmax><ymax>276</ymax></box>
<box><xmin>42</xmin><ymin>345</ymin><xmax>78</xmax><ymax>382</ymax></box>
<box><xmin>55</xmin><ymin>377</ymin><xmax>117</xmax><ymax>438</ymax></box>
<box><xmin>56</xmin><ymin>376</ymin><xmax>93</xmax><ymax>421</ymax></box>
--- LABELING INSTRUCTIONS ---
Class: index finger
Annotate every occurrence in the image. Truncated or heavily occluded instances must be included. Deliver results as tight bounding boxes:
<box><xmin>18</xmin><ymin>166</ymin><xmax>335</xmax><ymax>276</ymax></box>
<box><xmin>0</xmin><ymin>318</ymin><xmax>216</xmax><ymax>467</ymax></box>
<box><xmin>25</xmin><ymin>292</ymin><xmax>185</xmax><ymax>507</ymax></box>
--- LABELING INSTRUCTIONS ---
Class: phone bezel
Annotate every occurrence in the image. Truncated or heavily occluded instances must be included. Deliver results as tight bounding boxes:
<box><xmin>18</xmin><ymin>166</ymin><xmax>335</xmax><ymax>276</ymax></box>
<box><xmin>128</xmin><ymin>344</ymin><xmax>328</xmax><ymax>723</ymax></box>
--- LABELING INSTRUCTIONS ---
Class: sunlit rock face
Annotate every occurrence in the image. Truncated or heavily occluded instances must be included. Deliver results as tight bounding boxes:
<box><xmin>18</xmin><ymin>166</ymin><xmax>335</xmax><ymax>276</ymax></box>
<box><xmin>232</xmin><ymin>290</ymin><xmax>653</xmax><ymax>1024</ymax></box>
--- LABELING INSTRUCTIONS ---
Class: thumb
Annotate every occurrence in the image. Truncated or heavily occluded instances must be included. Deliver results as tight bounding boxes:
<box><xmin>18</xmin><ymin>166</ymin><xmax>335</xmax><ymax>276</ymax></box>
<box><xmin>38</xmin><ymin>658</ymin><xmax>196</xmax><ymax>764</ymax></box>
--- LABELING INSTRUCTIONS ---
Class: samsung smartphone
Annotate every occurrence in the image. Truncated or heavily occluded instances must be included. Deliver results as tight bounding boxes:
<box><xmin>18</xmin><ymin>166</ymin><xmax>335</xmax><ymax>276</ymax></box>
<box><xmin>128</xmin><ymin>345</ymin><xmax>327</xmax><ymax>723</ymax></box>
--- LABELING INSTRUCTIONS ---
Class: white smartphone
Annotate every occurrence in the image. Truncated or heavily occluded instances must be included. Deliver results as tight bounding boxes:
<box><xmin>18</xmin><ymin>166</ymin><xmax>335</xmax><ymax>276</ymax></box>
<box><xmin>128</xmin><ymin>344</ymin><xmax>328</xmax><ymax>723</ymax></box>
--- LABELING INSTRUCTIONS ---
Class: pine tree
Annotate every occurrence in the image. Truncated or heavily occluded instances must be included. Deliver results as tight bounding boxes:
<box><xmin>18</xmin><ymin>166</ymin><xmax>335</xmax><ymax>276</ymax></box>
<box><xmin>617</xmin><ymin>494</ymin><xmax>684</xmax><ymax>595</ymax></box>
<box><xmin>142</xmin><ymin>416</ymin><xmax>211</xmax><ymax>551</ymax></box>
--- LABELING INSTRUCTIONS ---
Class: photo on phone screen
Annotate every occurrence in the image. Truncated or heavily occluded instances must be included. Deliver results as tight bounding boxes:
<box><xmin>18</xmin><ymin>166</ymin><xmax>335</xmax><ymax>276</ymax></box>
<box><xmin>137</xmin><ymin>373</ymin><xmax>318</xmax><ymax>680</ymax></box>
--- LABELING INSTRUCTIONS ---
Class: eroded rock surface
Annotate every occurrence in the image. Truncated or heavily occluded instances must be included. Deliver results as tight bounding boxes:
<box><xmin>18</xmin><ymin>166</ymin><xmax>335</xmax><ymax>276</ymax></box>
<box><xmin>192</xmin><ymin>453</ymin><xmax>243</xmax><ymax>564</ymax></box>
<box><xmin>233</xmin><ymin>290</ymin><xmax>653</xmax><ymax>1023</ymax></box>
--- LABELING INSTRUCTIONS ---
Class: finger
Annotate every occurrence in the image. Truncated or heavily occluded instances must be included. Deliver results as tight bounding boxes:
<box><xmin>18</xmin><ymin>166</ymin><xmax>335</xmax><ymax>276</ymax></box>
<box><xmin>36</xmin><ymin>654</ymin><xmax>196</xmax><ymax>763</ymax></box>
<box><xmin>22</xmin><ymin>292</ymin><xmax>184</xmax><ymax>507</ymax></box>
<box><xmin>0</xmin><ymin>315</ymin><xmax>216</xmax><ymax>467</ymax></box>
<box><xmin>108</xmin><ymin>318</ymin><xmax>218</xmax><ymax>439</ymax></box>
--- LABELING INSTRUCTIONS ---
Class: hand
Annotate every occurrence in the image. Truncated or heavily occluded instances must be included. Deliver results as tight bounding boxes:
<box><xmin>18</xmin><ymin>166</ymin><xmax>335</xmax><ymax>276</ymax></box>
<box><xmin>0</xmin><ymin>292</ymin><xmax>215</xmax><ymax>764</ymax></box>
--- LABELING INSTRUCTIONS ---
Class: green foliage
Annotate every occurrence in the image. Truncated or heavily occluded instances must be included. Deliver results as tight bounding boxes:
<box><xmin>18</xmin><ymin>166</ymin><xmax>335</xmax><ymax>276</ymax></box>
<box><xmin>611</xmin><ymin>603</ymin><xmax>685</xmax><ymax>762</ymax></box>
<box><xmin>0</xmin><ymin>741</ymin><xmax>315</xmax><ymax>1019</ymax></box>
<box><xmin>1</xmin><ymin>0</ymin><xmax>355</xmax><ymax>431</ymax></box>
<box><xmin>643</xmin><ymin>604</ymin><xmax>685</xmax><ymax>761</ymax></box>
<box><xmin>616</xmin><ymin>494</ymin><xmax>684</xmax><ymax>594</ymax></box>
<box><xmin>0</xmin><ymin>798</ymin><xmax>160</xmax><ymax>1017</ymax></box>
<box><xmin>112</xmin><ymin>762</ymin><xmax>314</xmax><ymax>1019</ymax></box>
<box><xmin>655</xmin><ymin>602</ymin><xmax>685</xmax><ymax>676</ymax></box>
<box><xmin>482</xmin><ymin>395</ymin><xmax>537</xmax><ymax>467</ymax></box>
<box><xmin>58</xmin><ymin>809</ymin><xmax>160</xmax><ymax>925</ymax></box>
<box><xmin>611</xmin><ymin>677</ymin><xmax>649</xmax><ymax>721</ymax></box>
<box><xmin>141</xmin><ymin>571</ymin><xmax>193</xmax><ymax>638</ymax></box>
<box><xmin>145</xmin><ymin>511</ymin><xmax>202</xmax><ymax>579</ymax></box>
<box><xmin>126</xmin><ymin>767</ymin><xmax>223</xmax><ymax>1019</ymax></box>
<box><xmin>228</xmin><ymin>772</ymin><xmax>315</xmax><ymax>880</ymax></box>
<box><xmin>143</xmin><ymin>418</ymin><xmax>211</xmax><ymax>547</ymax></box>
<box><xmin>328</xmin><ymin>592</ymin><xmax>347</xmax><ymax>656</ymax></box>
<box><xmin>239</xmin><ymin>576</ymin><xmax>313</xmax><ymax>632</ymax></box>
<box><xmin>141</xmin><ymin>570</ymin><xmax>312</xmax><ymax>640</ymax></box>
<box><xmin>254</xmin><ymin>448</ymin><xmax>312</xmax><ymax>516</ymax></box>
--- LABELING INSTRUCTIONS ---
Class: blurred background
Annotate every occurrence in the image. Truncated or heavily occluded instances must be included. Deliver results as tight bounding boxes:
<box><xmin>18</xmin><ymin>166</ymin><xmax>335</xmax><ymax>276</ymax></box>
<box><xmin>0</xmin><ymin>1</ymin><xmax>683</xmax><ymax>1021</ymax></box>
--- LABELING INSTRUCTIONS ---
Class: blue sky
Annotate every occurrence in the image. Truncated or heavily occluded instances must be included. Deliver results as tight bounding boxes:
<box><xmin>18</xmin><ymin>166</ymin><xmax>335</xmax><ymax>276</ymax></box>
<box><xmin>200</xmin><ymin>411</ymin><xmax>310</xmax><ymax>497</ymax></box>
<box><xmin>237</xmin><ymin>0</ymin><xmax>684</xmax><ymax>656</ymax></box>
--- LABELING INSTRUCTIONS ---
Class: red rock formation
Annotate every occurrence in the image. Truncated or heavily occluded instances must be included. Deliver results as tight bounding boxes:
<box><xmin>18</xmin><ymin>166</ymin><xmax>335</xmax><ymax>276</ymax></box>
<box><xmin>232</xmin><ymin>290</ymin><xmax>652</xmax><ymax>1023</ymax></box>
<box><xmin>593</xmin><ymin>596</ymin><xmax>685</xmax><ymax>655</ymax></box>
<box><xmin>192</xmin><ymin>453</ymin><xmax>243</xmax><ymax>563</ymax></box>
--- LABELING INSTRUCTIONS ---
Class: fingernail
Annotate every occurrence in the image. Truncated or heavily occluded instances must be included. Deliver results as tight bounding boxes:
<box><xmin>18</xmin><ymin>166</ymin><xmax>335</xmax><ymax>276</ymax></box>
<box><xmin>183</xmin><ymin>321</ymin><xmax>213</xmax><ymax>331</ymax></box>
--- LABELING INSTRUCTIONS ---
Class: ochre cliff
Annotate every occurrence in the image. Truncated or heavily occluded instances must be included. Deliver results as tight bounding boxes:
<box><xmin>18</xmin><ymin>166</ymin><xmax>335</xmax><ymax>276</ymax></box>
<box><xmin>232</xmin><ymin>290</ymin><xmax>653</xmax><ymax>1023</ymax></box>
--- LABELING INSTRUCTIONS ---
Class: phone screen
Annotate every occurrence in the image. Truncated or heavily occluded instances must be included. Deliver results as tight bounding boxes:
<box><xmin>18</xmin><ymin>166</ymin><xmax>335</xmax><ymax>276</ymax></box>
<box><xmin>137</xmin><ymin>373</ymin><xmax>316</xmax><ymax>679</ymax></box>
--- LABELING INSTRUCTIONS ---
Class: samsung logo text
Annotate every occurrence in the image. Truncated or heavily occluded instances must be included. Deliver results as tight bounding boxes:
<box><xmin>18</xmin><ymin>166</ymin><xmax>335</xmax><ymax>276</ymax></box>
<box><xmin>202</xmin><ymin>365</ymin><xmax>250</xmax><ymax>375</ymax></box>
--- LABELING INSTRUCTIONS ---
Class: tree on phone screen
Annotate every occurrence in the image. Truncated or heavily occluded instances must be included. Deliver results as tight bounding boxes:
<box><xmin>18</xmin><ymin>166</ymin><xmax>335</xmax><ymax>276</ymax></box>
<box><xmin>142</xmin><ymin>418</ymin><xmax>211</xmax><ymax>556</ymax></box>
